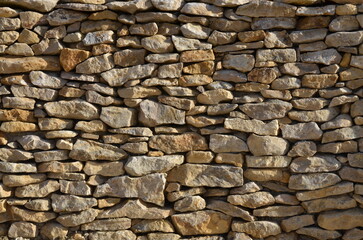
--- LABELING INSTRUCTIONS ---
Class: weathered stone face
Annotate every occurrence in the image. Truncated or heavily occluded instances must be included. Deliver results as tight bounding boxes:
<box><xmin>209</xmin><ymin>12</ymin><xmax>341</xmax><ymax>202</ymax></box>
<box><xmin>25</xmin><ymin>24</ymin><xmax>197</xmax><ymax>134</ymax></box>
<box><xmin>0</xmin><ymin>0</ymin><xmax>362</xmax><ymax>238</ymax></box>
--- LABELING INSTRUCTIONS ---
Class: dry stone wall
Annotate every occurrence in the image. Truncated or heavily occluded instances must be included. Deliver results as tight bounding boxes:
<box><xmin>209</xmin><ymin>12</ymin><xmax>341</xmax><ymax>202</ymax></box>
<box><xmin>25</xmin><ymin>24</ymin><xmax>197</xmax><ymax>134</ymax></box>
<box><xmin>0</xmin><ymin>0</ymin><xmax>362</xmax><ymax>239</ymax></box>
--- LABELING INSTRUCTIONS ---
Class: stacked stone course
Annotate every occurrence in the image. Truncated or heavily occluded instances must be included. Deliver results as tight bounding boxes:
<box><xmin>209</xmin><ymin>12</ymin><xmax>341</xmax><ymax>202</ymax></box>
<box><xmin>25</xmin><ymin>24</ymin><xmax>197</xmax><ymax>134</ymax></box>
<box><xmin>0</xmin><ymin>0</ymin><xmax>362</xmax><ymax>239</ymax></box>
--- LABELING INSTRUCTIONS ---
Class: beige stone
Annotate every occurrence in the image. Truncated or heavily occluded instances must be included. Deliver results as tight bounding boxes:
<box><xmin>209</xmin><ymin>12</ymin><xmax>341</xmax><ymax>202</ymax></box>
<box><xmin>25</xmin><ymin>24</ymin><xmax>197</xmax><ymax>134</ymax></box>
<box><xmin>180</xmin><ymin>49</ymin><xmax>215</xmax><ymax>63</ymax></box>
<box><xmin>325</xmin><ymin>31</ymin><xmax>363</xmax><ymax>47</ymax></box>
<box><xmin>210</xmin><ymin>134</ymin><xmax>248</xmax><ymax>153</ymax></box>
<box><xmin>318</xmin><ymin>208</ymin><xmax>363</xmax><ymax>230</ymax></box>
<box><xmin>125</xmin><ymin>155</ymin><xmax>183</xmax><ymax>177</ymax></box>
<box><xmin>302</xmin><ymin>195</ymin><xmax>357</xmax><ymax>213</ymax></box>
<box><xmin>56</xmin><ymin>208</ymin><xmax>98</xmax><ymax>227</ymax></box>
<box><xmin>244</xmin><ymin>169</ymin><xmax>289</xmax><ymax>182</ymax></box>
<box><xmin>232</xmin><ymin>221</ymin><xmax>281</xmax><ymax>238</ymax></box>
<box><xmin>186</xmin><ymin>151</ymin><xmax>214</xmax><ymax>164</ymax></box>
<box><xmin>84</xmin><ymin>161</ymin><xmax>124</xmax><ymax>177</ymax></box>
<box><xmin>167</xmin><ymin>164</ymin><xmax>244</xmax><ymax>188</ymax></box>
<box><xmin>174</xmin><ymin>196</ymin><xmax>206</xmax><ymax>212</ymax></box>
<box><xmin>228</xmin><ymin>192</ymin><xmax>275</xmax><ymax>209</ymax></box>
<box><xmin>172</xmin><ymin>210</ymin><xmax>231</xmax><ymax>235</ymax></box>
<box><xmin>88</xmin><ymin>230</ymin><xmax>136</xmax><ymax>240</ymax></box>
<box><xmin>94</xmin><ymin>173</ymin><xmax>166</xmax><ymax>206</ymax></box>
<box><xmin>82</xmin><ymin>218</ymin><xmax>131</xmax><ymax>231</ymax></box>
<box><xmin>141</xmin><ymin>35</ymin><xmax>173</xmax><ymax>53</ymax></box>
<box><xmin>47</xmin><ymin>9</ymin><xmax>87</xmax><ymax>26</ymax></box>
<box><xmin>149</xmin><ymin>133</ymin><xmax>208</xmax><ymax>154</ymax></box>
<box><xmin>8</xmin><ymin>222</ymin><xmax>37</xmax><ymax>238</ymax></box>
<box><xmin>290</xmin><ymin>154</ymin><xmax>341</xmax><ymax>173</ymax></box>
<box><xmin>247</xmin><ymin>134</ymin><xmax>289</xmax><ymax>156</ymax></box>
<box><xmin>98</xmin><ymin>199</ymin><xmax>173</xmax><ymax>219</ymax></box>
<box><xmin>296</xmin><ymin>227</ymin><xmax>342</xmax><ymax>240</ymax></box>
<box><xmin>15</xmin><ymin>180</ymin><xmax>59</xmax><ymax>198</ymax></box>
<box><xmin>40</xmin><ymin>223</ymin><xmax>68</xmax><ymax>240</ymax></box>
<box><xmin>288</xmin><ymin>108</ymin><xmax>340</xmax><ymax>122</ymax></box>
<box><xmin>223</xmin><ymin>54</ymin><xmax>255</xmax><ymax>72</ymax></box>
<box><xmin>70</xmin><ymin>139</ymin><xmax>127</xmax><ymax>161</ymax></box>
<box><xmin>181</xmin><ymin>3</ymin><xmax>223</xmax><ymax>17</ymax></box>
<box><xmin>240</xmin><ymin>100</ymin><xmax>292</xmax><ymax>120</ymax></box>
<box><xmin>281</xmin><ymin>215</ymin><xmax>314</xmax><ymax>232</ymax></box>
<box><xmin>11</xmin><ymin>206</ymin><xmax>56</xmax><ymax>223</ymax></box>
<box><xmin>236</xmin><ymin>0</ymin><xmax>296</xmax><ymax>17</ymax></box>
<box><xmin>246</xmin><ymin>156</ymin><xmax>291</xmax><ymax>168</ymax></box>
<box><xmin>2</xmin><ymin>174</ymin><xmax>46</xmax><ymax>187</ymax></box>
<box><xmin>197</xmin><ymin>89</ymin><xmax>233</xmax><ymax>105</ymax></box>
<box><xmin>302</xmin><ymin>74</ymin><xmax>338</xmax><ymax>88</ymax></box>
<box><xmin>76</xmin><ymin>53</ymin><xmax>114</xmax><ymax>74</ymax></box>
<box><xmin>51</xmin><ymin>194</ymin><xmax>97</xmax><ymax>212</ymax></box>
<box><xmin>289</xmin><ymin>173</ymin><xmax>341</xmax><ymax>190</ymax></box>
<box><xmin>44</xmin><ymin>100</ymin><xmax>98</xmax><ymax>120</ymax></box>
<box><xmin>139</xmin><ymin>100</ymin><xmax>185</xmax><ymax>127</ymax></box>
<box><xmin>0</xmin><ymin>0</ymin><xmax>58</xmax><ymax>12</ymax></box>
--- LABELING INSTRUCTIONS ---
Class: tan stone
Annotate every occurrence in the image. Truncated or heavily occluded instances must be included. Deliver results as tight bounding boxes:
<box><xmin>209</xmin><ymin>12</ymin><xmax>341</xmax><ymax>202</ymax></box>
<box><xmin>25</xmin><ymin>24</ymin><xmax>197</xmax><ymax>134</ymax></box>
<box><xmin>244</xmin><ymin>169</ymin><xmax>289</xmax><ymax>182</ymax></box>
<box><xmin>225</xmin><ymin>118</ymin><xmax>278</xmax><ymax>136</ymax></box>
<box><xmin>2</xmin><ymin>174</ymin><xmax>46</xmax><ymax>187</ymax></box>
<box><xmin>82</xmin><ymin>218</ymin><xmax>131</xmax><ymax>231</ymax></box>
<box><xmin>40</xmin><ymin>223</ymin><xmax>68</xmax><ymax>240</ymax></box>
<box><xmin>70</xmin><ymin>139</ymin><xmax>127</xmax><ymax>161</ymax></box>
<box><xmin>88</xmin><ymin>230</ymin><xmax>136</xmax><ymax>240</ymax></box>
<box><xmin>84</xmin><ymin>161</ymin><xmax>124</xmax><ymax>177</ymax></box>
<box><xmin>288</xmin><ymin>108</ymin><xmax>340</xmax><ymax>122</ymax></box>
<box><xmin>296</xmin><ymin>227</ymin><xmax>342</xmax><ymax>240</ymax></box>
<box><xmin>302</xmin><ymin>74</ymin><xmax>338</xmax><ymax>88</ymax></box>
<box><xmin>172</xmin><ymin>210</ymin><xmax>231</xmax><ymax>235</ymax></box>
<box><xmin>94</xmin><ymin>173</ymin><xmax>166</xmax><ymax>206</ymax></box>
<box><xmin>11</xmin><ymin>206</ymin><xmax>56</xmax><ymax>223</ymax></box>
<box><xmin>44</xmin><ymin>100</ymin><xmax>99</xmax><ymax>120</ymax></box>
<box><xmin>51</xmin><ymin>194</ymin><xmax>97</xmax><ymax>212</ymax></box>
<box><xmin>186</xmin><ymin>151</ymin><xmax>214</xmax><ymax>164</ymax></box>
<box><xmin>296</xmin><ymin>182</ymin><xmax>354</xmax><ymax>201</ymax></box>
<box><xmin>253</xmin><ymin>205</ymin><xmax>304</xmax><ymax>217</ymax></box>
<box><xmin>60</xmin><ymin>48</ymin><xmax>91</xmax><ymax>72</ymax></box>
<box><xmin>15</xmin><ymin>180</ymin><xmax>59</xmax><ymax>198</ymax></box>
<box><xmin>149</xmin><ymin>133</ymin><xmax>208</xmax><ymax>154</ymax></box>
<box><xmin>167</xmin><ymin>163</ymin><xmax>244</xmax><ymax>188</ymax></box>
<box><xmin>180</xmin><ymin>49</ymin><xmax>215</xmax><ymax>63</ymax></box>
<box><xmin>215</xmin><ymin>153</ymin><xmax>243</xmax><ymax>167</ymax></box>
<box><xmin>210</xmin><ymin>134</ymin><xmax>248</xmax><ymax>153</ymax></box>
<box><xmin>197</xmin><ymin>89</ymin><xmax>233</xmax><ymax>105</ymax></box>
<box><xmin>8</xmin><ymin>222</ymin><xmax>37</xmax><ymax>238</ymax></box>
<box><xmin>181</xmin><ymin>3</ymin><xmax>223</xmax><ymax>17</ymax></box>
<box><xmin>246</xmin><ymin>156</ymin><xmax>291</xmax><ymax>168</ymax></box>
<box><xmin>318</xmin><ymin>208</ymin><xmax>363</xmax><ymax>230</ymax></box>
<box><xmin>247</xmin><ymin>134</ymin><xmax>289</xmax><ymax>156</ymax></box>
<box><xmin>289</xmin><ymin>173</ymin><xmax>341</xmax><ymax>190</ymax></box>
<box><xmin>0</xmin><ymin>56</ymin><xmax>60</xmax><ymax>74</ymax></box>
<box><xmin>0</xmin><ymin>0</ymin><xmax>58</xmax><ymax>12</ymax></box>
<box><xmin>228</xmin><ymin>192</ymin><xmax>275</xmax><ymax>209</ymax></box>
<box><xmin>174</xmin><ymin>196</ymin><xmax>206</xmax><ymax>212</ymax></box>
<box><xmin>240</xmin><ymin>100</ymin><xmax>292</xmax><ymax>120</ymax></box>
<box><xmin>56</xmin><ymin>208</ymin><xmax>98</xmax><ymax>227</ymax></box>
<box><xmin>236</xmin><ymin>0</ymin><xmax>296</xmax><ymax>17</ymax></box>
<box><xmin>98</xmin><ymin>199</ymin><xmax>173</xmax><ymax>219</ymax></box>
<box><xmin>232</xmin><ymin>221</ymin><xmax>281</xmax><ymax>238</ymax></box>
<box><xmin>0</xmin><ymin>121</ymin><xmax>37</xmax><ymax>132</ymax></box>
<box><xmin>281</xmin><ymin>215</ymin><xmax>315</xmax><ymax>232</ymax></box>
<box><xmin>0</xmin><ymin>109</ymin><xmax>35</xmax><ymax>122</ymax></box>
<box><xmin>339</xmin><ymin>167</ymin><xmax>363</xmax><ymax>183</ymax></box>
<box><xmin>302</xmin><ymin>195</ymin><xmax>357</xmax><ymax>213</ymax></box>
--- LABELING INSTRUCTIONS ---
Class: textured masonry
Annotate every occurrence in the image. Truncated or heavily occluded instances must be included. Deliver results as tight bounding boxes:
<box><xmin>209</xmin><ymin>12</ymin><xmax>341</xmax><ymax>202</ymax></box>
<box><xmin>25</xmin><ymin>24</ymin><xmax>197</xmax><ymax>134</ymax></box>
<box><xmin>0</xmin><ymin>0</ymin><xmax>362</xmax><ymax>239</ymax></box>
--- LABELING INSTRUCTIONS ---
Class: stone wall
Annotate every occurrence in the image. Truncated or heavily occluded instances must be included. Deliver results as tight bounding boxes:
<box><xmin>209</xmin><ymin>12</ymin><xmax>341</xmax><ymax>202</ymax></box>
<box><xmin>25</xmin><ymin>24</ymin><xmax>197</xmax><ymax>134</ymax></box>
<box><xmin>0</xmin><ymin>0</ymin><xmax>362</xmax><ymax>239</ymax></box>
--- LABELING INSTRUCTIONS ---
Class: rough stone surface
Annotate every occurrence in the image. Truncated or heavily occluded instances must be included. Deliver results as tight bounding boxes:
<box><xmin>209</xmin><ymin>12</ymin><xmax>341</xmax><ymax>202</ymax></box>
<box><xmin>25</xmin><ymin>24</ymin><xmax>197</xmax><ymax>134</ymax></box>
<box><xmin>172</xmin><ymin>210</ymin><xmax>231</xmax><ymax>235</ymax></box>
<box><xmin>0</xmin><ymin>1</ymin><xmax>361</xmax><ymax>239</ymax></box>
